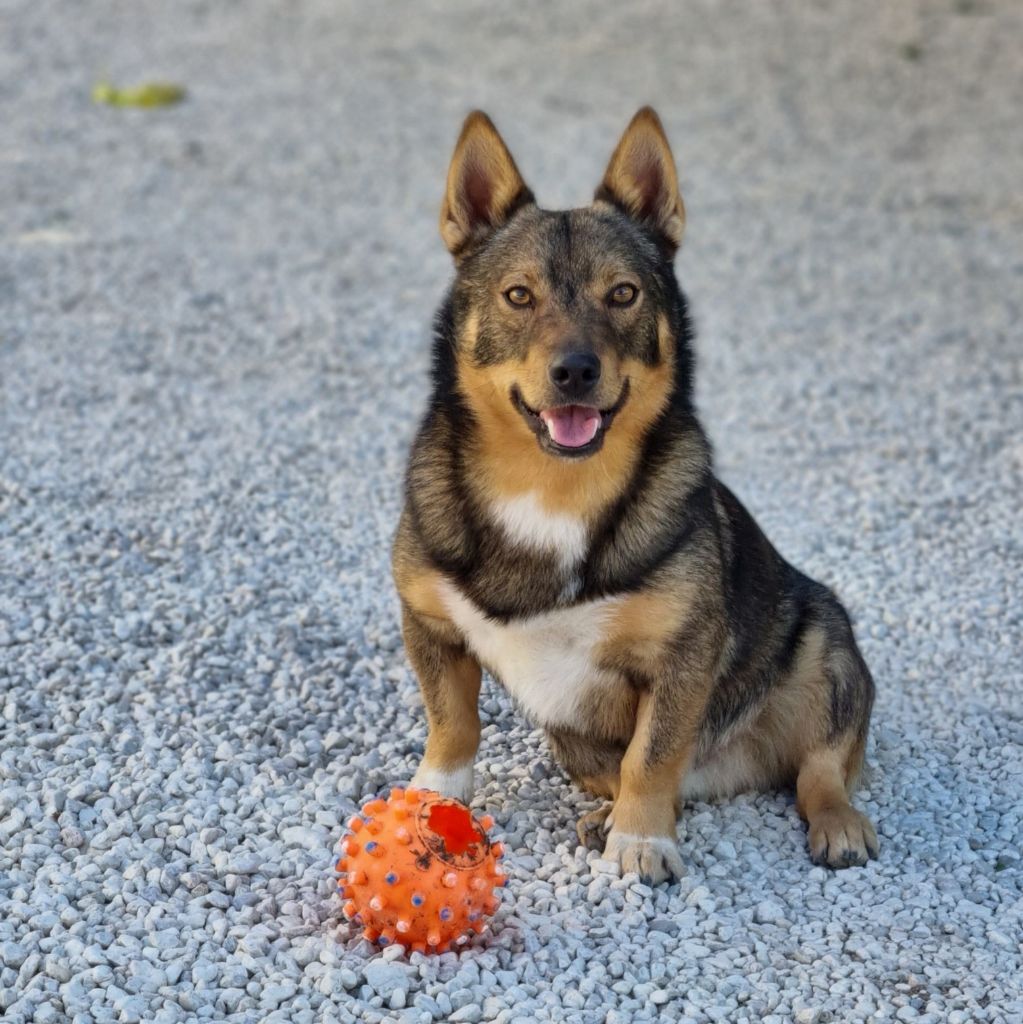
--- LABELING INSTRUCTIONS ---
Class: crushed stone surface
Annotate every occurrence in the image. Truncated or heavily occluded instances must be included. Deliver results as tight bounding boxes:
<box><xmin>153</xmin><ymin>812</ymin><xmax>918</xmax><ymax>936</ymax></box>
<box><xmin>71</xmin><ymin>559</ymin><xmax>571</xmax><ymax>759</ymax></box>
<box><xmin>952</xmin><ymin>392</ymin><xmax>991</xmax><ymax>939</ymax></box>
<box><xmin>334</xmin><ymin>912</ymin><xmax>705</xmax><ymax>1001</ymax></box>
<box><xmin>1</xmin><ymin>1</ymin><xmax>1021</xmax><ymax>1022</ymax></box>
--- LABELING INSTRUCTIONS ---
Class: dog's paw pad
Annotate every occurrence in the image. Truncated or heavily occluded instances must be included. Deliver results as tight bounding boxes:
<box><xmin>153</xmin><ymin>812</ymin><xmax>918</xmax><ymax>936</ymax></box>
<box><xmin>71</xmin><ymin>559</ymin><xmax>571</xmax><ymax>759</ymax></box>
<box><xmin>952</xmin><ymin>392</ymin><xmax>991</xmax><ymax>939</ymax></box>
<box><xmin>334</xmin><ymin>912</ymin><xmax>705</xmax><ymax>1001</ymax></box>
<box><xmin>603</xmin><ymin>829</ymin><xmax>684</xmax><ymax>885</ymax></box>
<box><xmin>809</xmin><ymin>807</ymin><xmax>879</xmax><ymax>869</ymax></box>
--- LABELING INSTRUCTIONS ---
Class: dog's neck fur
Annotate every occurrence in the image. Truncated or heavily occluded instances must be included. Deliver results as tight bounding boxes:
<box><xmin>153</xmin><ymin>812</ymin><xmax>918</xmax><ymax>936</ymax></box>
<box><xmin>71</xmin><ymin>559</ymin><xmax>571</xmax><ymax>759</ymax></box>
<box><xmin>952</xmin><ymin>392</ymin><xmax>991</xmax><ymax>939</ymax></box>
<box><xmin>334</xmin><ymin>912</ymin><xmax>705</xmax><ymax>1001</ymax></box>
<box><xmin>407</xmin><ymin>292</ymin><xmax>714</xmax><ymax>621</ymax></box>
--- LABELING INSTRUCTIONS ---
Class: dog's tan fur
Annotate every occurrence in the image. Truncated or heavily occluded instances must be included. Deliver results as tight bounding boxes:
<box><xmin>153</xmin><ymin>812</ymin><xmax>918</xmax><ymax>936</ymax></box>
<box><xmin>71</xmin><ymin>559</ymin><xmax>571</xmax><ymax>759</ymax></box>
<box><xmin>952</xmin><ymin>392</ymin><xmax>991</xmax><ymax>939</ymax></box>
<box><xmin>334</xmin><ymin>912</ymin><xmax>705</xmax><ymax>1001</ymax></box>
<box><xmin>456</xmin><ymin>307</ymin><xmax>677</xmax><ymax>521</ymax></box>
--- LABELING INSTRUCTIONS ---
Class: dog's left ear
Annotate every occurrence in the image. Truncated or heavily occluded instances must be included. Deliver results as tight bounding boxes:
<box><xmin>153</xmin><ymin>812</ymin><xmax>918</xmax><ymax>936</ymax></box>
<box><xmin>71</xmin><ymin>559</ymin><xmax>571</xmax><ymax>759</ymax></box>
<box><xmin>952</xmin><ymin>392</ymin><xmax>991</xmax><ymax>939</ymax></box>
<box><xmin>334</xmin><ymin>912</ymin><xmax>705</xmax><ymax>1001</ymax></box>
<box><xmin>440</xmin><ymin>111</ymin><xmax>534</xmax><ymax>257</ymax></box>
<box><xmin>596</xmin><ymin>107</ymin><xmax>685</xmax><ymax>252</ymax></box>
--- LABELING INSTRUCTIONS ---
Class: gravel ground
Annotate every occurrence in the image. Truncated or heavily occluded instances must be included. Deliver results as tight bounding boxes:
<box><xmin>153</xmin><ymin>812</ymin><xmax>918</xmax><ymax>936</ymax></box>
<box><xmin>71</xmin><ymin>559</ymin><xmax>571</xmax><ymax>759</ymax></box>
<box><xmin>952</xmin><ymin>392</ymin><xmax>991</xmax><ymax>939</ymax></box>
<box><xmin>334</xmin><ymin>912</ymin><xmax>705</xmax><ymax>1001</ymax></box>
<box><xmin>2</xmin><ymin>1</ymin><xmax>1022</xmax><ymax>1022</ymax></box>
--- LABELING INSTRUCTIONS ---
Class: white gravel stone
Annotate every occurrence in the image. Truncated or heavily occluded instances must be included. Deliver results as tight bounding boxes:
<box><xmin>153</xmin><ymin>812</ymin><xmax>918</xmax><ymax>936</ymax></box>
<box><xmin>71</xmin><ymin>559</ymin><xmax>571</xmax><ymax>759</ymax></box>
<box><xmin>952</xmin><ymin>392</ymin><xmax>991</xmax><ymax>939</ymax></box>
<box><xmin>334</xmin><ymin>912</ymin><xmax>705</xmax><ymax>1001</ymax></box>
<box><xmin>262</xmin><ymin>982</ymin><xmax>298</xmax><ymax>1008</ymax></box>
<box><xmin>754</xmin><ymin>900</ymin><xmax>787</xmax><ymax>925</ymax></box>
<box><xmin>280</xmin><ymin>826</ymin><xmax>323</xmax><ymax>849</ymax></box>
<box><xmin>224</xmin><ymin>853</ymin><xmax>262</xmax><ymax>875</ymax></box>
<box><xmin>364</xmin><ymin>961</ymin><xmax>412</xmax><ymax>998</ymax></box>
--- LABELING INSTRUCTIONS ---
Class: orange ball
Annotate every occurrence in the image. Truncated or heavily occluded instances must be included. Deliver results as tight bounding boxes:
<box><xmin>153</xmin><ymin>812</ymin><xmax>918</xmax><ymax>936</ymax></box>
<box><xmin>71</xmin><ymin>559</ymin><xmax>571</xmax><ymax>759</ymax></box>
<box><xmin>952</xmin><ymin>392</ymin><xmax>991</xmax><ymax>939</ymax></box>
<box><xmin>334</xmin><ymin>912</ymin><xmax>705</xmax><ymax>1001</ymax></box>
<box><xmin>336</xmin><ymin>787</ymin><xmax>506</xmax><ymax>953</ymax></box>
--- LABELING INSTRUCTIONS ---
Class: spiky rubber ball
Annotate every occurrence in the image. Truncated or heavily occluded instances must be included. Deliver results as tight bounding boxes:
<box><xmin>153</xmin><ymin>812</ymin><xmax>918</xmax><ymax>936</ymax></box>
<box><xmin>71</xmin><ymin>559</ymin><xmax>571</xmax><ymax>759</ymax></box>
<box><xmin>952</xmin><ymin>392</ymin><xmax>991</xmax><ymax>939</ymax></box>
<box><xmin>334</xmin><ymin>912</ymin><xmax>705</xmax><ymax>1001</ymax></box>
<box><xmin>336</xmin><ymin>787</ymin><xmax>506</xmax><ymax>953</ymax></box>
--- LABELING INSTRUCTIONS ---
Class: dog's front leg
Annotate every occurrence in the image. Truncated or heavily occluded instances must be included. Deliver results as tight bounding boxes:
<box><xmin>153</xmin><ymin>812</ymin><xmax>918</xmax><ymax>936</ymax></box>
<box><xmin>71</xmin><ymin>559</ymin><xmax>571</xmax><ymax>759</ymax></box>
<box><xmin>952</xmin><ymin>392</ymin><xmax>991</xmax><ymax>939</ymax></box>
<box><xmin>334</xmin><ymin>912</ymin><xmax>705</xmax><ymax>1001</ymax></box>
<box><xmin>603</xmin><ymin>684</ymin><xmax>705</xmax><ymax>884</ymax></box>
<box><xmin>401</xmin><ymin>606</ymin><xmax>481</xmax><ymax>803</ymax></box>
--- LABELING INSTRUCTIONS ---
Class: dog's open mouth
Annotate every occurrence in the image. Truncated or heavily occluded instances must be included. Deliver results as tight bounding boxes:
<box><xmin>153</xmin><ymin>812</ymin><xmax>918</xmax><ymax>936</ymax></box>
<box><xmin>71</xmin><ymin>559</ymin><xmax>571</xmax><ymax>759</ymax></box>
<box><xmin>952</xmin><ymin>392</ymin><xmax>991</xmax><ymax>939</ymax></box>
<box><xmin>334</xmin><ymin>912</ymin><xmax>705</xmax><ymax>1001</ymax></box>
<box><xmin>512</xmin><ymin>381</ymin><xmax>629</xmax><ymax>458</ymax></box>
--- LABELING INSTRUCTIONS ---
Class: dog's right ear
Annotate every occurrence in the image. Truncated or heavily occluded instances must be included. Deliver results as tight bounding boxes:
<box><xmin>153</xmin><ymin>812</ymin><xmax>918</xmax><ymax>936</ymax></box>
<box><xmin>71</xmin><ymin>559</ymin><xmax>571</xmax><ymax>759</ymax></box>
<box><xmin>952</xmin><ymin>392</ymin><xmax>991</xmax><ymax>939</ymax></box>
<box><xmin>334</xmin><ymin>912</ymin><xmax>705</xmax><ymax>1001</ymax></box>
<box><xmin>440</xmin><ymin>111</ymin><xmax>534</xmax><ymax>257</ymax></box>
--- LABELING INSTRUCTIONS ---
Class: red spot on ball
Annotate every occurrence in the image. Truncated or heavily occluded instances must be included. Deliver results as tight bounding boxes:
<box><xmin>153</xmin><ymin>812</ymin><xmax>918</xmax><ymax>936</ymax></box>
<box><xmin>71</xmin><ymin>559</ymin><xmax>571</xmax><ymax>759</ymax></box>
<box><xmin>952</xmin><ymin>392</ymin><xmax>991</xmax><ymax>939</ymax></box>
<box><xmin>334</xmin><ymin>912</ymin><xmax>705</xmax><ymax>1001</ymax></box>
<box><xmin>427</xmin><ymin>802</ymin><xmax>479</xmax><ymax>856</ymax></box>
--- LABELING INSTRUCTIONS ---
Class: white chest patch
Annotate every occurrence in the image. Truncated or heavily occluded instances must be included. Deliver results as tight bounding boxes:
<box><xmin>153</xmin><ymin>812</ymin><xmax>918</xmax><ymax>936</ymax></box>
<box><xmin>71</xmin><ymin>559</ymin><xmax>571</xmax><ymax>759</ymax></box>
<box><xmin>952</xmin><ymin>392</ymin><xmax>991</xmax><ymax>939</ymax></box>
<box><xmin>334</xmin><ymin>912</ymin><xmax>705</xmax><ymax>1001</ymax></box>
<box><xmin>437</xmin><ymin>579</ymin><xmax>622</xmax><ymax>730</ymax></box>
<box><xmin>489</xmin><ymin>492</ymin><xmax>588</xmax><ymax>569</ymax></box>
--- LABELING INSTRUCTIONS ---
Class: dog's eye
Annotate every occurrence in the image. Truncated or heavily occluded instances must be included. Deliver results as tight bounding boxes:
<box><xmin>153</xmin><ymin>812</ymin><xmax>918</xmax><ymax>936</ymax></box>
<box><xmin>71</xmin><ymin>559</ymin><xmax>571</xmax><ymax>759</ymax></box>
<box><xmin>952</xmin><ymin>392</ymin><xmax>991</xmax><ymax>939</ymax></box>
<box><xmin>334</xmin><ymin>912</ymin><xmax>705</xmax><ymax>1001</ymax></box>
<box><xmin>504</xmin><ymin>286</ymin><xmax>533</xmax><ymax>308</ymax></box>
<box><xmin>609</xmin><ymin>283</ymin><xmax>638</xmax><ymax>307</ymax></box>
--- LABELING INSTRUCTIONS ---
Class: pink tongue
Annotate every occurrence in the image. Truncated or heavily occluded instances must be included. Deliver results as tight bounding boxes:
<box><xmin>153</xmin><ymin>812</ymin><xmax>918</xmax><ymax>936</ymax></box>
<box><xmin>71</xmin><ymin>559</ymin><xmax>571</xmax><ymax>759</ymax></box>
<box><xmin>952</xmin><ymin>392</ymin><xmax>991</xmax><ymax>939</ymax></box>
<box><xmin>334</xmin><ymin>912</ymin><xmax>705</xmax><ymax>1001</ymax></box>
<box><xmin>539</xmin><ymin>405</ymin><xmax>601</xmax><ymax>448</ymax></box>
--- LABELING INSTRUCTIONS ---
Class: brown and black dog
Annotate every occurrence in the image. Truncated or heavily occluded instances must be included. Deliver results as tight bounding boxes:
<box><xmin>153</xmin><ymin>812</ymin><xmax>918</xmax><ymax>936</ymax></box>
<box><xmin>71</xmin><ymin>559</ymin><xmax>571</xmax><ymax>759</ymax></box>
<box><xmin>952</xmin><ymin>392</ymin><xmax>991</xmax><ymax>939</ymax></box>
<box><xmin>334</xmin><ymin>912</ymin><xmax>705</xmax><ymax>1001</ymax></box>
<box><xmin>392</xmin><ymin>108</ymin><xmax>878</xmax><ymax>883</ymax></box>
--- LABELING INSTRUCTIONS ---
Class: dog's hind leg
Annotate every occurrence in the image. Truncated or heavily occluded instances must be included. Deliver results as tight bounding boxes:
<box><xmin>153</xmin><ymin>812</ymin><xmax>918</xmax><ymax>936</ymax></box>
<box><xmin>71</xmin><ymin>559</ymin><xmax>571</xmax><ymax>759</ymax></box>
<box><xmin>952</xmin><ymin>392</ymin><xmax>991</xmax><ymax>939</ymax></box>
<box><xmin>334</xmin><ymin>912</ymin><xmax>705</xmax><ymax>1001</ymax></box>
<box><xmin>794</xmin><ymin>604</ymin><xmax>879</xmax><ymax>869</ymax></box>
<box><xmin>546</xmin><ymin>726</ymin><xmax>625</xmax><ymax>850</ymax></box>
<box><xmin>756</xmin><ymin>606</ymin><xmax>879</xmax><ymax>868</ymax></box>
<box><xmin>796</xmin><ymin>736</ymin><xmax>878</xmax><ymax>868</ymax></box>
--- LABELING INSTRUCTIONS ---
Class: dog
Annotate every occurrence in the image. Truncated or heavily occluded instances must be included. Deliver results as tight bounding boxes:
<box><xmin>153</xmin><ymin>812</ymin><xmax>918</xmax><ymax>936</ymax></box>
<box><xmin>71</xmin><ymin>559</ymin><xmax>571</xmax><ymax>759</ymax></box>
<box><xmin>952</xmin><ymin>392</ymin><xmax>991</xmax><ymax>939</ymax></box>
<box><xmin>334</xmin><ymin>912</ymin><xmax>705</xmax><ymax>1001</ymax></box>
<box><xmin>392</xmin><ymin>107</ymin><xmax>878</xmax><ymax>883</ymax></box>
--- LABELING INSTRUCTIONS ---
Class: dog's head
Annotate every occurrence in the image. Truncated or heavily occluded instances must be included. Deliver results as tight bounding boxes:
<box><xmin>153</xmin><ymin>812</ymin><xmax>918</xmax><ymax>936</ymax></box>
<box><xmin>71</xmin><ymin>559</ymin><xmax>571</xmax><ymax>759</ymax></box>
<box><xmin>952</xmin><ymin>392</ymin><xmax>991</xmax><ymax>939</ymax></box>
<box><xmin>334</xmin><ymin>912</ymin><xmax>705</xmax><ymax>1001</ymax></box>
<box><xmin>439</xmin><ymin>107</ymin><xmax>689</xmax><ymax>462</ymax></box>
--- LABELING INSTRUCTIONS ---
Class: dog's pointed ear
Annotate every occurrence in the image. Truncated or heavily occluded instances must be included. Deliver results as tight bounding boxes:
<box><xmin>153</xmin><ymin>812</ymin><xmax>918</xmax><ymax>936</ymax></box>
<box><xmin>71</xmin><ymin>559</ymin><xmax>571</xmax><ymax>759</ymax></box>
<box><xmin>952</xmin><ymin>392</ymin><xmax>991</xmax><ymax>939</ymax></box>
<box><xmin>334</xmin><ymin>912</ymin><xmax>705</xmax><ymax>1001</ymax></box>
<box><xmin>440</xmin><ymin>111</ymin><xmax>534</xmax><ymax>257</ymax></box>
<box><xmin>595</xmin><ymin>107</ymin><xmax>685</xmax><ymax>252</ymax></box>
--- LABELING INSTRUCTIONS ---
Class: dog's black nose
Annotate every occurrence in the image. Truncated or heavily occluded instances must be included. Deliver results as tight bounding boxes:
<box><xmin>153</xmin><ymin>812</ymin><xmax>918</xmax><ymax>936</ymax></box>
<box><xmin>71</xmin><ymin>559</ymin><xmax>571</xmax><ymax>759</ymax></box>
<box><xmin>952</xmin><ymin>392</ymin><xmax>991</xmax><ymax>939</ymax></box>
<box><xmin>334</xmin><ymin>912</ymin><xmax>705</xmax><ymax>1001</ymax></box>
<box><xmin>549</xmin><ymin>351</ymin><xmax>601</xmax><ymax>399</ymax></box>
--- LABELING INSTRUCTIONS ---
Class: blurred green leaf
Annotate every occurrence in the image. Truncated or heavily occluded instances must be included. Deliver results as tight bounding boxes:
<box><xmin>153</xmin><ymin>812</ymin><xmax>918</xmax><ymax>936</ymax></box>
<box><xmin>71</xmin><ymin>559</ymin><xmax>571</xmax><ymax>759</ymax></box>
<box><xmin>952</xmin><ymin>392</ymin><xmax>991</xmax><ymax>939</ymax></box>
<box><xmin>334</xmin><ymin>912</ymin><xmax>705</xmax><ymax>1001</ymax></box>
<box><xmin>92</xmin><ymin>81</ymin><xmax>186</xmax><ymax>108</ymax></box>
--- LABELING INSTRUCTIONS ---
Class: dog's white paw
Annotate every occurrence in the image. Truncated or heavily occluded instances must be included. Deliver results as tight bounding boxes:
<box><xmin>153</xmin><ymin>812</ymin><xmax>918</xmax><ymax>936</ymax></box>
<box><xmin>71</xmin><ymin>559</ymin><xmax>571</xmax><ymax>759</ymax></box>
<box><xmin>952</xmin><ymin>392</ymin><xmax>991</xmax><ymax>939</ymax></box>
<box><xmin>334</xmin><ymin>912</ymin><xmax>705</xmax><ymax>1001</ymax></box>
<box><xmin>604</xmin><ymin>828</ymin><xmax>684</xmax><ymax>884</ymax></box>
<box><xmin>410</xmin><ymin>762</ymin><xmax>474</xmax><ymax>803</ymax></box>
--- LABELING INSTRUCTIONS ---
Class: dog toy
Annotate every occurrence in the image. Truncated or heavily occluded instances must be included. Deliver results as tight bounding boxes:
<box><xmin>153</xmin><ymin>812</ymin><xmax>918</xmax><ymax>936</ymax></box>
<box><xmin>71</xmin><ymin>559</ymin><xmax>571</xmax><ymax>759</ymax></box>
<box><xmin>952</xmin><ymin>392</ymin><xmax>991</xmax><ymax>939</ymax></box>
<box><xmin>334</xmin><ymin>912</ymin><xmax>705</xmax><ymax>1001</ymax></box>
<box><xmin>336</xmin><ymin>787</ymin><xmax>506</xmax><ymax>953</ymax></box>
